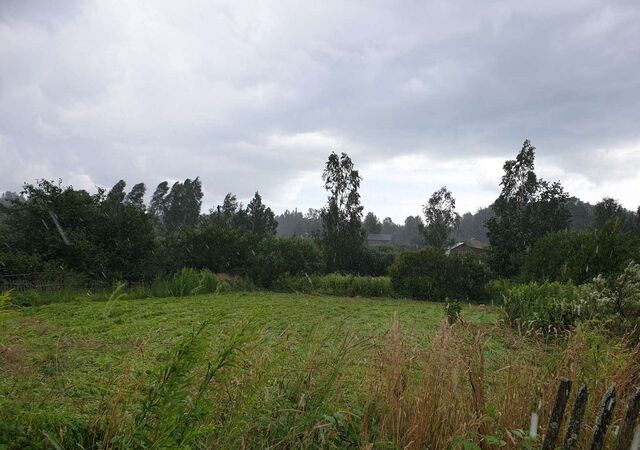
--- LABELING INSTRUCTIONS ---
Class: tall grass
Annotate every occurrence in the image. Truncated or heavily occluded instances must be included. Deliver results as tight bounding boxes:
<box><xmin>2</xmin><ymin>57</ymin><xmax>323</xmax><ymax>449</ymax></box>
<box><xmin>4</xmin><ymin>268</ymin><xmax>256</xmax><ymax>306</ymax></box>
<box><xmin>274</xmin><ymin>274</ymin><xmax>393</xmax><ymax>298</ymax></box>
<box><xmin>57</xmin><ymin>321</ymin><xmax>250</xmax><ymax>450</ymax></box>
<box><xmin>3</xmin><ymin>309</ymin><xmax>638</xmax><ymax>449</ymax></box>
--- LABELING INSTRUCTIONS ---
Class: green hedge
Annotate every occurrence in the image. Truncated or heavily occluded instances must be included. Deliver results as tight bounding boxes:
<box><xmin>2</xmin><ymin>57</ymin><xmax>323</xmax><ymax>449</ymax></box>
<box><xmin>522</xmin><ymin>224</ymin><xmax>640</xmax><ymax>284</ymax></box>
<box><xmin>388</xmin><ymin>248</ymin><xmax>492</xmax><ymax>302</ymax></box>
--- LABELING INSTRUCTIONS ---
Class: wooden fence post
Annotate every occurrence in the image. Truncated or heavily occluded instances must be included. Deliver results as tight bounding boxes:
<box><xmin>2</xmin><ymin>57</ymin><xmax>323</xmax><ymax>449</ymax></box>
<box><xmin>590</xmin><ymin>384</ymin><xmax>617</xmax><ymax>450</ymax></box>
<box><xmin>616</xmin><ymin>387</ymin><xmax>640</xmax><ymax>450</ymax></box>
<box><xmin>543</xmin><ymin>378</ymin><xmax>572</xmax><ymax>450</ymax></box>
<box><xmin>564</xmin><ymin>383</ymin><xmax>589</xmax><ymax>450</ymax></box>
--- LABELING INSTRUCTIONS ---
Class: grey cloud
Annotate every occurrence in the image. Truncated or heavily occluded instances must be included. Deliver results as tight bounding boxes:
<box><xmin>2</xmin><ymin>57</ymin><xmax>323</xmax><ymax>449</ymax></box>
<box><xmin>1</xmin><ymin>0</ymin><xmax>639</xmax><ymax>218</ymax></box>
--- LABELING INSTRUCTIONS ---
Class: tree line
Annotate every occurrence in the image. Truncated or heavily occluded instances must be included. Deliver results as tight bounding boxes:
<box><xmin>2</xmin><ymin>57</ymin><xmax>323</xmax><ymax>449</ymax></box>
<box><xmin>1</xmin><ymin>140</ymin><xmax>639</xmax><ymax>286</ymax></box>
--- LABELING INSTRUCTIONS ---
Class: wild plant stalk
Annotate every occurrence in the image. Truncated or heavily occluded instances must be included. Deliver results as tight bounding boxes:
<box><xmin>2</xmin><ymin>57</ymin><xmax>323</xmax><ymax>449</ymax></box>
<box><xmin>91</xmin><ymin>318</ymin><xmax>248</xmax><ymax>449</ymax></box>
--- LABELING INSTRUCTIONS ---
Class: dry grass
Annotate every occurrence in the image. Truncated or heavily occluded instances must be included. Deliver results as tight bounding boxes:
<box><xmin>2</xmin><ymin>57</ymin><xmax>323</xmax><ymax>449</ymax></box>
<box><xmin>361</xmin><ymin>318</ymin><xmax>640</xmax><ymax>449</ymax></box>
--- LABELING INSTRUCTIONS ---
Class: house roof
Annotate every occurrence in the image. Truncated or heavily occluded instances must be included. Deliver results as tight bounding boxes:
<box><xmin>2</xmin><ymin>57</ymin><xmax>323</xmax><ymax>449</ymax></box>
<box><xmin>446</xmin><ymin>238</ymin><xmax>486</xmax><ymax>254</ymax></box>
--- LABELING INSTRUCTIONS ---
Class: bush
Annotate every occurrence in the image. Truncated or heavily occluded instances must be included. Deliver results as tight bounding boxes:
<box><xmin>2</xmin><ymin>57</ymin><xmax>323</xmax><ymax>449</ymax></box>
<box><xmin>156</xmin><ymin>224</ymin><xmax>261</xmax><ymax>276</ymax></box>
<box><xmin>579</xmin><ymin>261</ymin><xmax>640</xmax><ymax>341</ymax></box>
<box><xmin>248</xmin><ymin>237</ymin><xmax>323</xmax><ymax>288</ymax></box>
<box><xmin>500</xmin><ymin>281</ymin><xmax>580</xmax><ymax>333</ymax></box>
<box><xmin>388</xmin><ymin>248</ymin><xmax>492</xmax><ymax>302</ymax></box>
<box><xmin>485</xmin><ymin>279</ymin><xmax>515</xmax><ymax>305</ymax></box>
<box><xmin>357</xmin><ymin>245</ymin><xmax>398</xmax><ymax>276</ymax></box>
<box><xmin>273</xmin><ymin>274</ymin><xmax>393</xmax><ymax>298</ymax></box>
<box><xmin>523</xmin><ymin>224</ymin><xmax>640</xmax><ymax>284</ymax></box>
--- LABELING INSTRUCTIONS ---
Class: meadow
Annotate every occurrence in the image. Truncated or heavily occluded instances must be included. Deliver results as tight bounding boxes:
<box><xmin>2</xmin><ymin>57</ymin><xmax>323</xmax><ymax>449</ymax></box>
<box><xmin>1</xmin><ymin>291</ymin><xmax>637</xmax><ymax>449</ymax></box>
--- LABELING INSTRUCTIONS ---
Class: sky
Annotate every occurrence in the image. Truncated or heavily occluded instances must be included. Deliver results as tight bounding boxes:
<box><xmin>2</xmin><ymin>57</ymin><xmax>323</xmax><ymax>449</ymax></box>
<box><xmin>1</xmin><ymin>0</ymin><xmax>639</xmax><ymax>222</ymax></box>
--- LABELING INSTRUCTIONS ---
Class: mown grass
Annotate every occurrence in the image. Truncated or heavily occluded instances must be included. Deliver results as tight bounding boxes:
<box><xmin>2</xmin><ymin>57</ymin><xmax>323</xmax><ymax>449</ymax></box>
<box><xmin>0</xmin><ymin>292</ymin><xmax>637</xmax><ymax>449</ymax></box>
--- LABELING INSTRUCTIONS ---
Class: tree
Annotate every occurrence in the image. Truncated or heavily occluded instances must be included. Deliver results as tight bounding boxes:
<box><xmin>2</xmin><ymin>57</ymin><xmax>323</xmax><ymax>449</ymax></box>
<box><xmin>106</xmin><ymin>180</ymin><xmax>127</xmax><ymax>204</ymax></box>
<box><xmin>125</xmin><ymin>183</ymin><xmax>146</xmax><ymax>209</ymax></box>
<box><xmin>422</xmin><ymin>186</ymin><xmax>460</xmax><ymax>249</ymax></box>
<box><xmin>245</xmin><ymin>191</ymin><xmax>277</xmax><ymax>236</ymax></box>
<box><xmin>275</xmin><ymin>209</ymin><xmax>322</xmax><ymax>237</ymax></box>
<box><xmin>363</xmin><ymin>212</ymin><xmax>382</xmax><ymax>234</ymax></box>
<box><xmin>2</xmin><ymin>179</ymin><xmax>154</xmax><ymax>279</ymax></box>
<box><xmin>149</xmin><ymin>178</ymin><xmax>203</xmax><ymax>233</ymax></box>
<box><xmin>149</xmin><ymin>181</ymin><xmax>169</xmax><ymax>231</ymax></box>
<box><xmin>486</xmin><ymin>140</ymin><xmax>570</xmax><ymax>277</ymax></box>
<box><xmin>320</xmin><ymin>152</ymin><xmax>365</xmax><ymax>272</ymax></box>
<box><xmin>594</xmin><ymin>197</ymin><xmax>627</xmax><ymax>230</ymax></box>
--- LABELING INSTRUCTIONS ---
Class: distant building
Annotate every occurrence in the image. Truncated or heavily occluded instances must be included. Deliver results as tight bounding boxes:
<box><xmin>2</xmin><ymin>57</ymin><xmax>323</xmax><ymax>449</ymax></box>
<box><xmin>446</xmin><ymin>238</ymin><xmax>487</xmax><ymax>256</ymax></box>
<box><xmin>366</xmin><ymin>233</ymin><xmax>392</xmax><ymax>247</ymax></box>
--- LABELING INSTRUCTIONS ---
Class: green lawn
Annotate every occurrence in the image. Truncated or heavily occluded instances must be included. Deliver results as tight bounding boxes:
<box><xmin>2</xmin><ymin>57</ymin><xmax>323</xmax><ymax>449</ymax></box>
<box><xmin>0</xmin><ymin>292</ymin><xmax>632</xmax><ymax>449</ymax></box>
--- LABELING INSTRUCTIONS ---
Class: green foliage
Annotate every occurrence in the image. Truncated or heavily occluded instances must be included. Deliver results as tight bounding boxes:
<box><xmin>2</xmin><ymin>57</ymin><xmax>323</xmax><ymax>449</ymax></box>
<box><xmin>485</xmin><ymin>279</ymin><xmax>515</xmax><ymax>305</ymax></box>
<box><xmin>157</xmin><ymin>223</ymin><xmax>261</xmax><ymax>275</ymax></box>
<box><xmin>205</xmin><ymin>191</ymin><xmax>278</xmax><ymax>238</ymax></box>
<box><xmin>274</xmin><ymin>273</ymin><xmax>393</xmax><ymax>297</ymax></box>
<box><xmin>248</xmin><ymin>237</ymin><xmax>323</xmax><ymax>288</ymax></box>
<box><xmin>594</xmin><ymin>197</ymin><xmax>629</xmax><ymax>230</ymax></box>
<box><xmin>500</xmin><ymin>281</ymin><xmax>580</xmax><ymax>333</ymax></box>
<box><xmin>445</xmin><ymin>301</ymin><xmax>462</xmax><ymax>324</ymax></box>
<box><xmin>501</xmin><ymin>264</ymin><xmax>640</xmax><ymax>340</ymax></box>
<box><xmin>358</xmin><ymin>245</ymin><xmax>397</xmax><ymax>276</ymax></box>
<box><xmin>389</xmin><ymin>248</ymin><xmax>492</xmax><ymax>302</ymax></box>
<box><xmin>2</xmin><ymin>179</ymin><xmax>155</xmax><ymax>279</ymax></box>
<box><xmin>422</xmin><ymin>186</ymin><xmax>460</xmax><ymax>249</ymax></box>
<box><xmin>148</xmin><ymin>268</ymin><xmax>219</xmax><ymax>298</ymax></box>
<box><xmin>118</xmin><ymin>322</ymin><xmax>244</xmax><ymax>448</ymax></box>
<box><xmin>486</xmin><ymin>140</ymin><xmax>570</xmax><ymax>277</ymax></box>
<box><xmin>150</xmin><ymin>177</ymin><xmax>204</xmax><ymax>234</ymax></box>
<box><xmin>579</xmin><ymin>261</ymin><xmax>640</xmax><ymax>341</ymax></box>
<box><xmin>320</xmin><ymin>152</ymin><xmax>365</xmax><ymax>273</ymax></box>
<box><xmin>363</xmin><ymin>212</ymin><xmax>382</xmax><ymax>234</ymax></box>
<box><xmin>0</xmin><ymin>290</ymin><xmax>11</xmax><ymax>309</ymax></box>
<box><xmin>522</xmin><ymin>223</ymin><xmax>640</xmax><ymax>284</ymax></box>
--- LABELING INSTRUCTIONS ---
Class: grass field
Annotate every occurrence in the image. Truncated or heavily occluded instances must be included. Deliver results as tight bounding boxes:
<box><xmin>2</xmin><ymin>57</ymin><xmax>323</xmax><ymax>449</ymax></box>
<box><xmin>0</xmin><ymin>292</ymin><xmax>636</xmax><ymax>449</ymax></box>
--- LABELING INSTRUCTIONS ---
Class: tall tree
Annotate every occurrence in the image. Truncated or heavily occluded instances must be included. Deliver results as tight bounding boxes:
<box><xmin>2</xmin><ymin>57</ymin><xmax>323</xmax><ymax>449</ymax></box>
<box><xmin>106</xmin><ymin>180</ymin><xmax>127</xmax><ymax>204</ymax></box>
<box><xmin>125</xmin><ymin>183</ymin><xmax>146</xmax><ymax>209</ymax></box>
<box><xmin>245</xmin><ymin>191</ymin><xmax>277</xmax><ymax>236</ymax></box>
<box><xmin>486</xmin><ymin>139</ymin><xmax>570</xmax><ymax>276</ymax></box>
<box><xmin>363</xmin><ymin>212</ymin><xmax>382</xmax><ymax>234</ymax></box>
<box><xmin>150</xmin><ymin>178</ymin><xmax>203</xmax><ymax>233</ymax></box>
<box><xmin>320</xmin><ymin>152</ymin><xmax>364</xmax><ymax>272</ymax></box>
<box><xmin>594</xmin><ymin>197</ymin><xmax>627</xmax><ymax>230</ymax></box>
<box><xmin>149</xmin><ymin>181</ymin><xmax>169</xmax><ymax>231</ymax></box>
<box><xmin>422</xmin><ymin>186</ymin><xmax>460</xmax><ymax>249</ymax></box>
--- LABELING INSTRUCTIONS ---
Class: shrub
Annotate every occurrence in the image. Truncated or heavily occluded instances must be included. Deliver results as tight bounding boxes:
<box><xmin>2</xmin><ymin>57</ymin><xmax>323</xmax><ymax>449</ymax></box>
<box><xmin>523</xmin><ymin>224</ymin><xmax>640</xmax><ymax>284</ymax></box>
<box><xmin>485</xmin><ymin>279</ymin><xmax>515</xmax><ymax>305</ymax></box>
<box><xmin>248</xmin><ymin>237</ymin><xmax>323</xmax><ymax>288</ymax></box>
<box><xmin>388</xmin><ymin>248</ymin><xmax>492</xmax><ymax>302</ymax></box>
<box><xmin>273</xmin><ymin>274</ymin><xmax>393</xmax><ymax>298</ymax></box>
<box><xmin>579</xmin><ymin>261</ymin><xmax>640</xmax><ymax>341</ymax></box>
<box><xmin>357</xmin><ymin>245</ymin><xmax>398</xmax><ymax>276</ymax></box>
<box><xmin>500</xmin><ymin>281</ymin><xmax>580</xmax><ymax>333</ymax></box>
<box><xmin>156</xmin><ymin>224</ymin><xmax>261</xmax><ymax>276</ymax></box>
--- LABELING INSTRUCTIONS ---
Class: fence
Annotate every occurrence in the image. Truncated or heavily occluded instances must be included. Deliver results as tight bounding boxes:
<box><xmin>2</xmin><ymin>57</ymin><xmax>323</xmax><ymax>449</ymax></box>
<box><xmin>0</xmin><ymin>272</ymin><xmax>119</xmax><ymax>292</ymax></box>
<box><xmin>536</xmin><ymin>378</ymin><xmax>640</xmax><ymax>450</ymax></box>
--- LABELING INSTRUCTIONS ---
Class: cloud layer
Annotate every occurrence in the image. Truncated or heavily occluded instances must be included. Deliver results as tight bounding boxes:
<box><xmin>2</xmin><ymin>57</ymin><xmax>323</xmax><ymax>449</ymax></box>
<box><xmin>1</xmin><ymin>0</ymin><xmax>639</xmax><ymax>220</ymax></box>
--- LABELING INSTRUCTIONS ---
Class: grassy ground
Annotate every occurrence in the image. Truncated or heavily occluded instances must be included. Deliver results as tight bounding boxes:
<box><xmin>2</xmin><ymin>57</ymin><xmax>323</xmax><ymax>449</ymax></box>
<box><xmin>0</xmin><ymin>292</ymin><xmax>636</xmax><ymax>449</ymax></box>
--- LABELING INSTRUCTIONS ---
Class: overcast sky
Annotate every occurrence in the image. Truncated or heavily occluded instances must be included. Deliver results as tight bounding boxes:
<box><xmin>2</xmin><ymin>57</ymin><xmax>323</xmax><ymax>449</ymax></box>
<box><xmin>1</xmin><ymin>0</ymin><xmax>639</xmax><ymax>221</ymax></box>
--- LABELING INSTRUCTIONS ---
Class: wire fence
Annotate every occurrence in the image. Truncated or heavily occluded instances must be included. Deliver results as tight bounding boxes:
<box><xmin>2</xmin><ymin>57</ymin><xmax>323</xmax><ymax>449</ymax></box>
<box><xmin>0</xmin><ymin>272</ymin><xmax>117</xmax><ymax>292</ymax></box>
